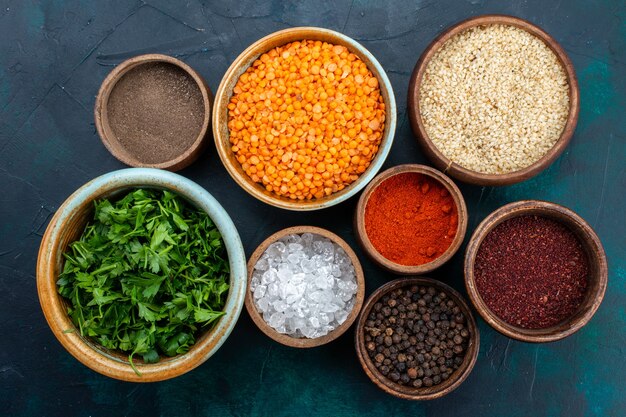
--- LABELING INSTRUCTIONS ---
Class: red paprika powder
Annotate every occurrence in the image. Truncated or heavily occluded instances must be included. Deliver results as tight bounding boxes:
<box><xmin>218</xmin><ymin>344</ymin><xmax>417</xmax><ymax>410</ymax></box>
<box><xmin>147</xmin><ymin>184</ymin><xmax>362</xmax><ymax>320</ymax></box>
<box><xmin>364</xmin><ymin>173</ymin><xmax>458</xmax><ymax>266</ymax></box>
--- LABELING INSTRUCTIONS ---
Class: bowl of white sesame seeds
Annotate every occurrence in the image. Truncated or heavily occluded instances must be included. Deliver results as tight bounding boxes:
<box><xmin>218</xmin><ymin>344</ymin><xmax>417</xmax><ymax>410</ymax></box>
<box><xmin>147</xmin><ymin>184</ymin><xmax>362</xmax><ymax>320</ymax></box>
<box><xmin>408</xmin><ymin>15</ymin><xmax>579</xmax><ymax>186</ymax></box>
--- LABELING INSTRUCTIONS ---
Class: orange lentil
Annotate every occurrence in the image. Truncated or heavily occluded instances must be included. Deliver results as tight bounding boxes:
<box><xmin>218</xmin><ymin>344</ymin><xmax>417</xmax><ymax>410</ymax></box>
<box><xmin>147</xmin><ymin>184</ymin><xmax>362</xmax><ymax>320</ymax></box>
<box><xmin>228</xmin><ymin>39</ymin><xmax>385</xmax><ymax>200</ymax></box>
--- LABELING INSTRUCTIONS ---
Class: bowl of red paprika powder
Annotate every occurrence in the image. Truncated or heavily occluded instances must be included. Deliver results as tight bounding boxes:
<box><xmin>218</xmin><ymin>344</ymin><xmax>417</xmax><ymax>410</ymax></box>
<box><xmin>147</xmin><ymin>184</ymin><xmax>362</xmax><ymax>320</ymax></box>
<box><xmin>354</xmin><ymin>164</ymin><xmax>468</xmax><ymax>275</ymax></box>
<box><xmin>464</xmin><ymin>200</ymin><xmax>608</xmax><ymax>343</ymax></box>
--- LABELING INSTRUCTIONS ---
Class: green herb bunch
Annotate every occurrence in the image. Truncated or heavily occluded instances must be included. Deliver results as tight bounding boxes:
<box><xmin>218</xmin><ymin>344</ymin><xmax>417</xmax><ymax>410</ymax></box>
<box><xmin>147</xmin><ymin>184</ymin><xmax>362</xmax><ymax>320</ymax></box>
<box><xmin>57</xmin><ymin>189</ymin><xmax>230</xmax><ymax>375</ymax></box>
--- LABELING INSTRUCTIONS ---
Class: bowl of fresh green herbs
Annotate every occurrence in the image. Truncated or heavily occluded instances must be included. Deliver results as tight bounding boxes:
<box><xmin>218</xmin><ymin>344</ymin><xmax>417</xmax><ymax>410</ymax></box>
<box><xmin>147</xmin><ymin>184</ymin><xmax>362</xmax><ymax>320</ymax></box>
<box><xmin>37</xmin><ymin>168</ymin><xmax>247</xmax><ymax>382</ymax></box>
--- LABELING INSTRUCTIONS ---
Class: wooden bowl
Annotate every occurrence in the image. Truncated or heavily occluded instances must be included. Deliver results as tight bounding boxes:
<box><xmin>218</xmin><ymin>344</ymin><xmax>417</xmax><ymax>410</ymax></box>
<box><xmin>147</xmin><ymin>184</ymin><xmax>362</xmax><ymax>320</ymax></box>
<box><xmin>464</xmin><ymin>200</ymin><xmax>608</xmax><ymax>343</ymax></box>
<box><xmin>37</xmin><ymin>168</ymin><xmax>247</xmax><ymax>382</ymax></box>
<box><xmin>95</xmin><ymin>54</ymin><xmax>212</xmax><ymax>172</ymax></box>
<box><xmin>355</xmin><ymin>277</ymin><xmax>480</xmax><ymax>400</ymax></box>
<box><xmin>354</xmin><ymin>164</ymin><xmax>468</xmax><ymax>275</ymax></box>
<box><xmin>245</xmin><ymin>226</ymin><xmax>365</xmax><ymax>347</ymax></box>
<box><xmin>212</xmin><ymin>27</ymin><xmax>397</xmax><ymax>210</ymax></box>
<box><xmin>408</xmin><ymin>15</ymin><xmax>580</xmax><ymax>186</ymax></box>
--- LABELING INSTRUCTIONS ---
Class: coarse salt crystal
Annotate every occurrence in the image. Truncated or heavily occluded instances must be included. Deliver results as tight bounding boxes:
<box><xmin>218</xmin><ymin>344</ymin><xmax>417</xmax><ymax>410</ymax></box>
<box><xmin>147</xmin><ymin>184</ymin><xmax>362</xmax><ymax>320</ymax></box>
<box><xmin>251</xmin><ymin>233</ymin><xmax>358</xmax><ymax>339</ymax></box>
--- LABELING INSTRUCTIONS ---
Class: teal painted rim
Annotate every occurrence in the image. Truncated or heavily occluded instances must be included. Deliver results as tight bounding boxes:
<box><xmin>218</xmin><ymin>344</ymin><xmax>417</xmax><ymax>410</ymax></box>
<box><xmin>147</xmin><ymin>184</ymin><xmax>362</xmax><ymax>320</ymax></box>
<box><xmin>40</xmin><ymin>168</ymin><xmax>247</xmax><ymax>379</ymax></box>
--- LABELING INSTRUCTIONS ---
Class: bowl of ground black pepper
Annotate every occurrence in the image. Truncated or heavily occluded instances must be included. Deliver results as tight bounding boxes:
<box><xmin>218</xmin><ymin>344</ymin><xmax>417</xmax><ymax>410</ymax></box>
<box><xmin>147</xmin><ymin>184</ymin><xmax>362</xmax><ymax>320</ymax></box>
<box><xmin>465</xmin><ymin>200</ymin><xmax>608</xmax><ymax>343</ymax></box>
<box><xmin>355</xmin><ymin>277</ymin><xmax>479</xmax><ymax>400</ymax></box>
<box><xmin>354</xmin><ymin>164</ymin><xmax>467</xmax><ymax>275</ymax></box>
<box><xmin>95</xmin><ymin>54</ymin><xmax>212</xmax><ymax>171</ymax></box>
<box><xmin>408</xmin><ymin>15</ymin><xmax>579</xmax><ymax>185</ymax></box>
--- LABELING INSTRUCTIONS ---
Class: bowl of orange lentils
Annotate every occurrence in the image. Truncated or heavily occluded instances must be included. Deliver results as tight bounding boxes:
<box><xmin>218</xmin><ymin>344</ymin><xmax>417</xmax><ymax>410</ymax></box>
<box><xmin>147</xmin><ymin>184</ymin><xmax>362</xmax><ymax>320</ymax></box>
<box><xmin>212</xmin><ymin>27</ymin><xmax>397</xmax><ymax>210</ymax></box>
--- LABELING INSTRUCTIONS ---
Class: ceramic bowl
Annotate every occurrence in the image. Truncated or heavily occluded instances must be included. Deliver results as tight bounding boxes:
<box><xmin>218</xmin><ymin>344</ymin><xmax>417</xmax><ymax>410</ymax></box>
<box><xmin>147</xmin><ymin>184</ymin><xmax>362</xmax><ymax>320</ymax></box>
<box><xmin>354</xmin><ymin>164</ymin><xmax>468</xmax><ymax>275</ymax></box>
<box><xmin>245</xmin><ymin>226</ymin><xmax>365</xmax><ymax>347</ymax></box>
<box><xmin>355</xmin><ymin>277</ymin><xmax>480</xmax><ymax>400</ymax></box>
<box><xmin>36</xmin><ymin>168</ymin><xmax>247</xmax><ymax>381</ymax></box>
<box><xmin>95</xmin><ymin>54</ymin><xmax>212</xmax><ymax>171</ymax></box>
<box><xmin>213</xmin><ymin>27</ymin><xmax>397</xmax><ymax>210</ymax></box>
<box><xmin>464</xmin><ymin>200</ymin><xmax>608</xmax><ymax>342</ymax></box>
<box><xmin>408</xmin><ymin>15</ymin><xmax>579</xmax><ymax>186</ymax></box>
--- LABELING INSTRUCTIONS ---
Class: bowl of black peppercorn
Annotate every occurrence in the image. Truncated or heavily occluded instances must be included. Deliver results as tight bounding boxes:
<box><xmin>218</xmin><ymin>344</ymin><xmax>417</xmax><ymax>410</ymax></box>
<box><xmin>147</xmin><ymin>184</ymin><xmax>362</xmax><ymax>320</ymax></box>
<box><xmin>355</xmin><ymin>277</ymin><xmax>479</xmax><ymax>400</ymax></box>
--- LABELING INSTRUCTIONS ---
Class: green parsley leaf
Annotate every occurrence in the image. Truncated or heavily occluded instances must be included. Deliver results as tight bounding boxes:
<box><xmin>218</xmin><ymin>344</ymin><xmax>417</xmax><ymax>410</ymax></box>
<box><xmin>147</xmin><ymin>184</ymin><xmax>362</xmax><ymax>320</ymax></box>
<box><xmin>57</xmin><ymin>189</ymin><xmax>230</xmax><ymax>377</ymax></box>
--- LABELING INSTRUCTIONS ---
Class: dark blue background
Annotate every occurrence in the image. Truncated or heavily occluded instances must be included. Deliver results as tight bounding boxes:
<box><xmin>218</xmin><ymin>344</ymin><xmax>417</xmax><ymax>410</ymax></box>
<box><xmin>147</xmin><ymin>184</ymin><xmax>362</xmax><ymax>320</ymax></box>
<box><xmin>1</xmin><ymin>1</ymin><xmax>624</xmax><ymax>416</ymax></box>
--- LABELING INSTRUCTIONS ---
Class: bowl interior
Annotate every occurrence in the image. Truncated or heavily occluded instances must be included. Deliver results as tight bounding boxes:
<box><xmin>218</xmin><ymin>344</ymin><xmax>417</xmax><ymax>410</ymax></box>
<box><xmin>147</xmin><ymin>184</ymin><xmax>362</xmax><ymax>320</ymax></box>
<box><xmin>356</xmin><ymin>277</ymin><xmax>479</xmax><ymax>400</ymax></box>
<box><xmin>465</xmin><ymin>202</ymin><xmax>607</xmax><ymax>342</ymax></box>
<box><xmin>409</xmin><ymin>15</ymin><xmax>579</xmax><ymax>186</ymax></box>
<box><xmin>37</xmin><ymin>169</ymin><xmax>247</xmax><ymax>381</ymax></box>
<box><xmin>53</xmin><ymin>186</ymin><xmax>232</xmax><ymax>366</ymax></box>
<box><xmin>96</xmin><ymin>54</ymin><xmax>212</xmax><ymax>171</ymax></box>
<box><xmin>245</xmin><ymin>226</ymin><xmax>365</xmax><ymax>348</ymax></box>
<box><xmin>355</xmin><ymin>164</ymin><xmax>468</xmax><ymax>275</ymax></box>
<box><xmin>213</xmin><ymin>27</ymin><xmax>397</xmax><ymax>210</ymax></box>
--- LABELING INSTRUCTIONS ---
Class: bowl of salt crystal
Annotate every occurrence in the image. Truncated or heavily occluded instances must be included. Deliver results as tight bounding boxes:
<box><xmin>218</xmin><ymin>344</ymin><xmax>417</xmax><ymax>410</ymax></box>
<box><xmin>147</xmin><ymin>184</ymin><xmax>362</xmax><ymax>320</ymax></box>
<box><xmin>245</xmin><ymin>226</ymin><xmax>365</xmax><ymax>347</ymax></box>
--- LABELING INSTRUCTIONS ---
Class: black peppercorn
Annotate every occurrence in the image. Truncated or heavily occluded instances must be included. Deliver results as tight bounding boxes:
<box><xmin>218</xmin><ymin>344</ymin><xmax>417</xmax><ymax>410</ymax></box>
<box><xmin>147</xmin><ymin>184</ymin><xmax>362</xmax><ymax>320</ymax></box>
<box><xmin>365</xmin><ymin>284</ymin><xmax>469</xmax><ymax>388</ymax></box>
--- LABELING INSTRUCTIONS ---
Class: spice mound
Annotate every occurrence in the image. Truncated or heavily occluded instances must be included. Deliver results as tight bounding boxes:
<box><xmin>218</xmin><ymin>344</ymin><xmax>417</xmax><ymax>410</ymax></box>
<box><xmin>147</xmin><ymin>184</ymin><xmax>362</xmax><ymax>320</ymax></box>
<box><xmin>474</xmin><ymin>215</ymin><xmax>589</xmax><ymax>329</ymax></box>
<box><xmin>57</xmin><ymin>189</ymin><xmax>229</xmax><ymax>375</ymax></box>
<box><xmin>108</xmin><ymin>62</ymin><xmax>205</xmax><ymax>164</ymax></box>
<box><xmin>228</xmin><ymin>40</ymin><xmax>386</xmax><ymax>200</ymax></box>
<box><xmin>364</xmin><ymin>172</ymin><xmax>458</xmax><ymax>266</ymax></box>
<box><xmin>250</xmin><ymin>233</ymin><xmax>358</xmax><ymax>338</ymax></box>
<box><xmin>364</xmin><ymin>285</ymin><xmax>470</xmax><ymax>388</ymax></box>
<box><xmin>419</xmin><ymin>24</ymin><xmax>570</xmax><ymax>174</ymax></box>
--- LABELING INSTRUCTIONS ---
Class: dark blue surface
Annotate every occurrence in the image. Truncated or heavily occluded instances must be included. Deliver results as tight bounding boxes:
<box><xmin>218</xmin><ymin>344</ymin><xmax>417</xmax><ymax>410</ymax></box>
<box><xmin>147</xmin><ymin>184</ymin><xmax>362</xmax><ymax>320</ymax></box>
<box><xmin>1</xmin><ymin>1</ymin><xmax>624</xmax><ymax>416</ymax></box>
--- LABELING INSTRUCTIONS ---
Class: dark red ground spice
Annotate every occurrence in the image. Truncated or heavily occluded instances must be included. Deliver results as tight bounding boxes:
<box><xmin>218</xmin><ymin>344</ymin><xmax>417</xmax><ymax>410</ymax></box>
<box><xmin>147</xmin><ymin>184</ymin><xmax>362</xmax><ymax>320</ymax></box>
<box><xmin>474</xmin><ymin>215</ymin><xmax>589</xmax><ymax>329</ymax></box>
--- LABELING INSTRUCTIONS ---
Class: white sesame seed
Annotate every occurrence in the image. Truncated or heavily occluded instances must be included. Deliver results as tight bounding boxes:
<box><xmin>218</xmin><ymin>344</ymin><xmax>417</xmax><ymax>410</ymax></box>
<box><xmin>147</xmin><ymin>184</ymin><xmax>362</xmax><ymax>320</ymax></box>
<box><xmin>419</xmin><ymin>24</ymin><xmax>570</xmax><ymax>174</ymax></box>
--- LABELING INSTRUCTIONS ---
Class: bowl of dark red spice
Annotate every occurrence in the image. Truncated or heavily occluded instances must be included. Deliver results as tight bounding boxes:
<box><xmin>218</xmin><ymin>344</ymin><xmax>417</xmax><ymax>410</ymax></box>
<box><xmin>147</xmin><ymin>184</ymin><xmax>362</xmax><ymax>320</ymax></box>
<box><xmin>95</xmin><ymin>54</ymin><xmax>212</xmax><ymax>172</ymax></box>
<box><xmin>465</xmin><ymin>200</ymin><xmax>608</xmax><ymax>343</ymax></box>
<box><xmin>355</xmin><ymin>164</ymin><xmax>468</xmax><ymax>274</ymax></box>
<box><xmin>355</xmin><ymin>277</ymin><xmax>479</xmax><ymax>400</ymax></box>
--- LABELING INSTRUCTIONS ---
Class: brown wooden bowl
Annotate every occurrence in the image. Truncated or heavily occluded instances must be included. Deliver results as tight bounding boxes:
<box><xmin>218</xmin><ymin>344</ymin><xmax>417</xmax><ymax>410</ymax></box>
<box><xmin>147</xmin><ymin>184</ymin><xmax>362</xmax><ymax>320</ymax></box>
<box><xmin>464</xmin><ymin>200</ymin><xmax>608</xmax><ymax>343</ymax></box>
<box><xmin>355</xmin><ymin>277</ymin><xmax>480</xmax><ymax>400</ymax></box>
<box><xmin>212</xmin><ymin>27</ymin><xmax>397</xmax><ymax>210</ymax></box>
<box><xmin>95</xmin><ymin>54</ymin><xmax>212</xmax><ymax>172</ymax></box>
<box><xmin>408</xmin><ymin>15</ymin><xmax>580</xmax><ymax>186</ymax></box>
<box><xmin>245</xmin><ymin>226</ymin><xmax>365</xmax><ymax>347</ymax></box>
<box><xmin>354</xmin><ymin>164</ymin><xmax>468</xmax><ymax>275</ymax></box>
